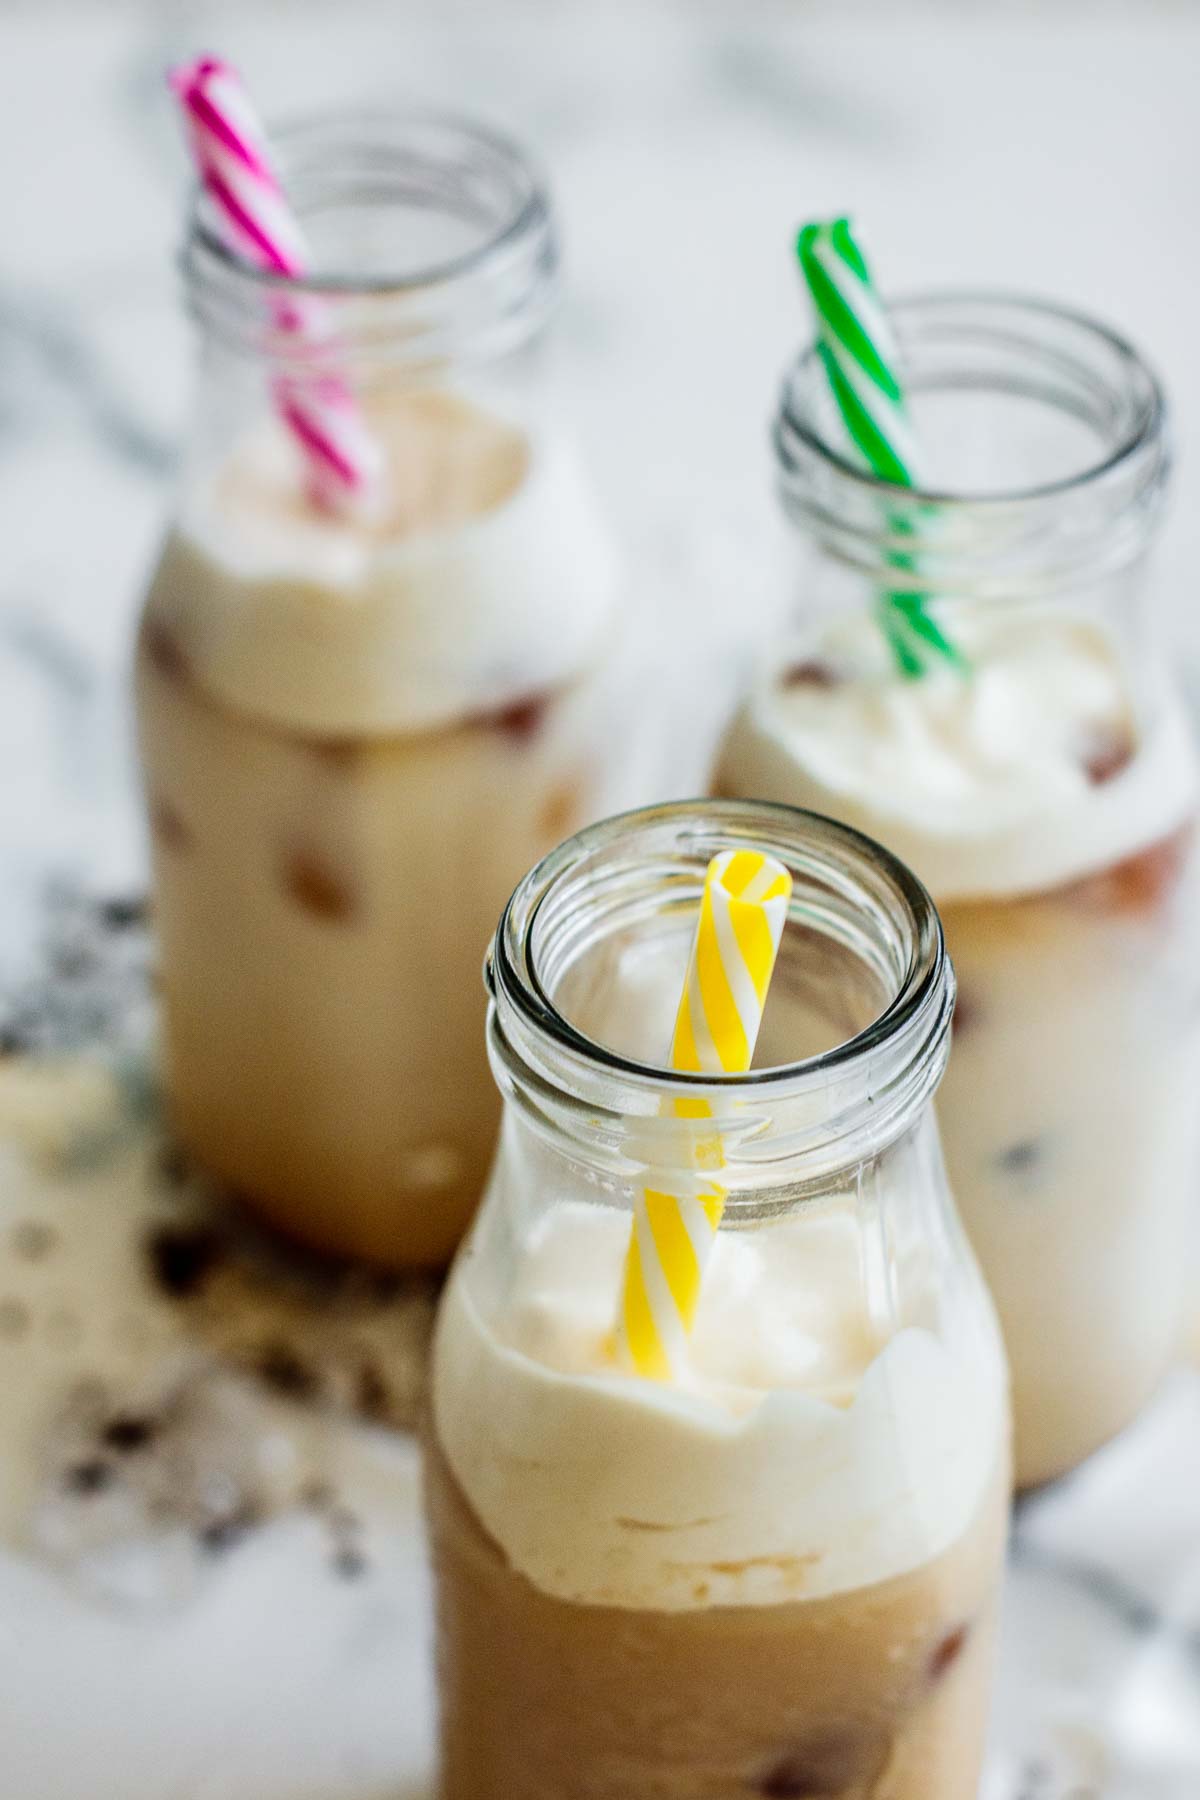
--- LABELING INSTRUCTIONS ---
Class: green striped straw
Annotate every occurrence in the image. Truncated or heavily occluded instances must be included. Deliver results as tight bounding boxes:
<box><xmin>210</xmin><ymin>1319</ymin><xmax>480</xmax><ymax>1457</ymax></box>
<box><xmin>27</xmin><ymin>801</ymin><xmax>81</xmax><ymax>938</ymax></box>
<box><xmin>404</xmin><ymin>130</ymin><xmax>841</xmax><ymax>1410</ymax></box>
<box><xmin>796</xmin><ymin>218</ymin><xmax>963</xmax><ymax>678</ymax></box>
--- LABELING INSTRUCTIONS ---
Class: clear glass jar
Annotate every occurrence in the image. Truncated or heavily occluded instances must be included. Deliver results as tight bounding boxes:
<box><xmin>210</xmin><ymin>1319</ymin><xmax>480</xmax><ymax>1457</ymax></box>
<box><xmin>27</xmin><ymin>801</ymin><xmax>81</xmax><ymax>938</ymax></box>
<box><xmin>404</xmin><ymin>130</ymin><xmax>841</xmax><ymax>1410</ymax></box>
<box><xmin>136</xmin><ymin>111</ymin><xmax>653</xmax><ymax>1265</ymax></box>
<box><xmin>428</xmin><ymin>800</ymin><xmax>1009</xmax><ymax>1800</ymax></box>
<box><xmin>717</xmin><ymin>294</ymin><xmax>1200</xmax><ymax>1487</ymax></box>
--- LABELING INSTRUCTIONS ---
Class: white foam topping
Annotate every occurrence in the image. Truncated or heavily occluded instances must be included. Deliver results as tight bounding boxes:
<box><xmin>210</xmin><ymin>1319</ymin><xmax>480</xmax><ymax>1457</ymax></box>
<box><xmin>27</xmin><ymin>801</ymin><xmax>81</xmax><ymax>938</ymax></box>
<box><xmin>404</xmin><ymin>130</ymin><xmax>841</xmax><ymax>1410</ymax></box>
<box><xmin>720</xmin><ymin>611</ymin><xmax>1198</xmax><ymax>901</ymax></box>
<box><xmin>432</xmin><ymin>1199</ymin><xmax>1005</xmax><ymax>1610</ymax></box>
<box><xmin>148</xmin><ymin>390</ymin><xmax>619</xmax><ymax>736</ymax></box>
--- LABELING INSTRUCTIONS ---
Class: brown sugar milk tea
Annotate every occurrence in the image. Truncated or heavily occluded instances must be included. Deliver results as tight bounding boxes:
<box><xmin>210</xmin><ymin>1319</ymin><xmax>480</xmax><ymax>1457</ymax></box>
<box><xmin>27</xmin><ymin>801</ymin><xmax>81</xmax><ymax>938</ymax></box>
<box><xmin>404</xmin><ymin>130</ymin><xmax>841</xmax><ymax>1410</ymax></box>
<box><xmin>719</xmin><ymin>297</ymin><xmax>1200</xmax><ymax>1486</ymax></box>
<box><xmin>137</xmin><ymin>112</ymin><xmax>649</xmax><ymax>1264</ymax></box>
<box><xmin>428</xmin><ymin>802</ymin><xmax>1010</xmax><ymax>1800</ymax></box>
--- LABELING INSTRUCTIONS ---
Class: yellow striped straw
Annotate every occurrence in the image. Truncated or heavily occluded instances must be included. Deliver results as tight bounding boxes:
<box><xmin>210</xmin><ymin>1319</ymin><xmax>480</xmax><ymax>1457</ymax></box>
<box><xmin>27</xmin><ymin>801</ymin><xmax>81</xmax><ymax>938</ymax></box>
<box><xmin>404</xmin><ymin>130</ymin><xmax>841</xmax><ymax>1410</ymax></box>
<box><xmin>616</xmin><ymin>848</ymin><xmax>792</xmax><ymax>1381</ymax></box>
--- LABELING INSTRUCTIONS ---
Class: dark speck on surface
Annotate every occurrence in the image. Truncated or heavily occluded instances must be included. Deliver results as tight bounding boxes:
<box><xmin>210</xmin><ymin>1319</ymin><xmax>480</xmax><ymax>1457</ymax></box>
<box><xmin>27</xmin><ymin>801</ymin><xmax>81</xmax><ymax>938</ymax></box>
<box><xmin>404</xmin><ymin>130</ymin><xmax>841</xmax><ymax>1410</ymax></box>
<box><xmin>101</xmin><ymin>1414</ymin><xmax>156</xmax><ymax>1454</ymax></box>
<box><xmin>996</xmin><ymin>1140</ymin><xmax>1045</xmax><ymax>1178</ymax></box>
<box><xmin>145</xmin><ymin>1223</ymin><xmax>226</xmax><ymax>1299</ymax></box>
<box><xmin>98</xmin><ymin>896</ymin><xmax>149</xmax><ymax>931</ymax></box>
<box><xmin>332</xmin><ymin>1544</ymin><xmax>368</xmax><ymax>1580</ymax></box>
<box><xmin>198</xmin><ymin>1505</ymin><xmax>258</xmax><ymax>1556</ymax></box>
<box><xmin>64</xmin><ymin>1459</ymin><xmax>113</xmax><ymax>1496</ymax></box>
<box><xmin>256</xmin><ymin>1342</ymin><xmax>318</xmax><ymax>1400</ymax></box>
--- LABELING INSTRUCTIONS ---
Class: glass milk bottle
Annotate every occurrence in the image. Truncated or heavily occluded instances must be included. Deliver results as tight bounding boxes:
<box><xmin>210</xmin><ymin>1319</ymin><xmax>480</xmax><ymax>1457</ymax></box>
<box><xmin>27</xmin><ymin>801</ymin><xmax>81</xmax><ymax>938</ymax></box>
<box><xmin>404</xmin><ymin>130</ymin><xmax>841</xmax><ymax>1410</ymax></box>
<box><xmin>137</xmin><ymin>111</ymin><xmax>645</xmax><ymax>1266</ymax></box>
<box><xmin>717</xmin><ymin>295</ymin><xmax>1200</xmax><ymax>1486</ymax></box>
<box><xmin>428</xmin><ymin>800</ymin><xmax>1010</xmax><ymax>1800</ymax></box>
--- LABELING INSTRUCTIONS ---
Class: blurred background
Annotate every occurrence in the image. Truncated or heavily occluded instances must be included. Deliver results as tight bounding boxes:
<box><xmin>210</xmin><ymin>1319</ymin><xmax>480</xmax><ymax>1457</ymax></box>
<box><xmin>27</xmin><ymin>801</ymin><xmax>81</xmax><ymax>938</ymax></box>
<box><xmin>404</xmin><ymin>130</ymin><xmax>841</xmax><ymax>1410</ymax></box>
<box><xmin>3</xmin><ymin>3</ymin><xmax>1200</xmax><ymax>1797</ymax></box>
<box><xmin>5</xmin><ymin>0</ymin><xmax>1200</xmax><ymax>950</ymax></box>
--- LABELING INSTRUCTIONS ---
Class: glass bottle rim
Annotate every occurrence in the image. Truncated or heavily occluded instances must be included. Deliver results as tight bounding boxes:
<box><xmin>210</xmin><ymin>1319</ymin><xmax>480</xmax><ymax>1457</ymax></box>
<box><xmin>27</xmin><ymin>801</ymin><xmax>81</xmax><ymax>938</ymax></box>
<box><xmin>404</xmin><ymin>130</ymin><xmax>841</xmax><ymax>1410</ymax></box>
<box><xmin>776</xmin><ymin>288</ymin><xmax>1165</xmax><ymax>509</ymax></box>
<box><xmin>181</xmin><ymin>105</ymin><xmax>558</xmax><ymax>363</ymax></box>
<box><xmin>487</xmin><ymin>799</ymin><xmax>951</xmax><ymax>1121</ymax></box>
<box><xmin>186</xmin><ymin>105</ymin><xmax>549</xmax><ymax>296</ymax></box>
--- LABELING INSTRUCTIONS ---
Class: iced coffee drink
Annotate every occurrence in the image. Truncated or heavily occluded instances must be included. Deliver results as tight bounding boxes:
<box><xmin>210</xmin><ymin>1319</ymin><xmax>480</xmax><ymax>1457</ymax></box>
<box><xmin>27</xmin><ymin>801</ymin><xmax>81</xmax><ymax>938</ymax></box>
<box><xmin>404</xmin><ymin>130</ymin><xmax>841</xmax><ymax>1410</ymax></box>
<box><xmin>137</xmin><ymin>114</ymin><xmax>650</xmax><ymax>1265</ymax></box>
<box><xmin>718</xmin><ymin>296</ymin><xmax>1200</xmax><ymax>1486</ymax></box>
<box><xmin>428</xmin><ymin>801</ymin><xmax>1011</xmax><ymax>1798</ymax></box>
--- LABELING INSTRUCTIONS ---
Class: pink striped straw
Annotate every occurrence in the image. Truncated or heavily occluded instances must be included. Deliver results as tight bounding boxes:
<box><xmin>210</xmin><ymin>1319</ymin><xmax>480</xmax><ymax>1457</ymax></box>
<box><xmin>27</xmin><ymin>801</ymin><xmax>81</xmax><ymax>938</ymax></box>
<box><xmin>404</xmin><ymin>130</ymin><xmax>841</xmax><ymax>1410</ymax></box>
<box><xmin>169</xmin><ymin>56</ymin><xmax>381</xmax><ymax>513</ymax></box>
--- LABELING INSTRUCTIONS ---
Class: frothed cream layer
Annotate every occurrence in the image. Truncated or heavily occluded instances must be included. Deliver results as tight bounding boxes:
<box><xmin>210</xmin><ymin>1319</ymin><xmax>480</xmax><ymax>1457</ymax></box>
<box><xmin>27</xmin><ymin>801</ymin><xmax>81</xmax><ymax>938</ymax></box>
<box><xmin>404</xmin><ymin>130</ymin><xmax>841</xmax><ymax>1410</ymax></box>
<box><xmin>720</xmin><ymin>612</ymin><xmax>1198</xmax><ymax>901</ymax></box>
<box><xmin>150</xmin><ymin>389</ymin><xmax>619</xmax><ymax>736</ymax></box>
<box><xmin>433</xmin><ymin>1200</ymin><xmax>1006</xmax><ymax>1610</ymax></box>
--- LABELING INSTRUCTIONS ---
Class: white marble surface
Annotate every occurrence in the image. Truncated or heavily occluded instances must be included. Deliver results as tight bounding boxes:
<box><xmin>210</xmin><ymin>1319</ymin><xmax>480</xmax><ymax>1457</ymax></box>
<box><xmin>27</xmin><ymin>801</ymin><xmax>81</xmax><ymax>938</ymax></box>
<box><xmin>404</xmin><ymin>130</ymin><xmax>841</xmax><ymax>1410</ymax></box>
<box><xmin>3</xmin><ymin>3</ymin><xmax>1200</xmax><ymax>1796</ymax></box>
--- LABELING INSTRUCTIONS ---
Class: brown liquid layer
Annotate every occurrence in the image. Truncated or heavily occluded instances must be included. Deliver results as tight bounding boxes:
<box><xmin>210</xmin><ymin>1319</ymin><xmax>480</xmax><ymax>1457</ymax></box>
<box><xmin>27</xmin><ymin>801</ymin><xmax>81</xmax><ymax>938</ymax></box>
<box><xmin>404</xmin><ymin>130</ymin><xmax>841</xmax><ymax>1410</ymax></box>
<box><xmin>426</xmin><ymin>1435</ymin><xmax>1009</xmax><ymax>1800</ymax></box>
<box><xmin>136</xmin><ymin>626</ymin><xmax>610</xmax><ymax>1267</ymax></box>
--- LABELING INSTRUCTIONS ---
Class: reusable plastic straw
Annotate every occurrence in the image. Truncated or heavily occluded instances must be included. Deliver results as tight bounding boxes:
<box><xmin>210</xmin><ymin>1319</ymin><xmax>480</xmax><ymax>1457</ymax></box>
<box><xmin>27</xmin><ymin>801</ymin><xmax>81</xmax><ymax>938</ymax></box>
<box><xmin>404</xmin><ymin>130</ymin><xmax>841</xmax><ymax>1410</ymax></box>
<box><xmin>617</xmin><ymin>850</ymin><xmax>791</xmax><ymax>1381</ymax></box>
<box><xmin>170</xmin><ymin>56</ymin><xmax>381</xmax><ymax>513</ymax></box>
<box><xmin>797</xmin><ymin>218</ymin><xmax>962</xmax><ymax>676</ymax></box>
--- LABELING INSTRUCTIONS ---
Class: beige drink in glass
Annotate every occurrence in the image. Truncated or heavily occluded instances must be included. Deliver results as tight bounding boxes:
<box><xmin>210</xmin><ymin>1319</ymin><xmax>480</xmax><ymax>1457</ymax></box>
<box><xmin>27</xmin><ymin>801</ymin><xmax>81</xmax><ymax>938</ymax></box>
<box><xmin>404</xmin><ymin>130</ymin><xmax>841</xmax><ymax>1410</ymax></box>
<box><xmin>718</xmin><ymin>296</ymin><xmax>1200</xmax><ymax>1486</ymax></box>
<box><xmin>136</xmin><ymin>114</ymin><xmax>652</xmax><ymax>1265</ymax></box>
<box><xmin>428</xmin><ymin>801</ymin><xmax>1011</xmax><ymax>1798</ymax></box>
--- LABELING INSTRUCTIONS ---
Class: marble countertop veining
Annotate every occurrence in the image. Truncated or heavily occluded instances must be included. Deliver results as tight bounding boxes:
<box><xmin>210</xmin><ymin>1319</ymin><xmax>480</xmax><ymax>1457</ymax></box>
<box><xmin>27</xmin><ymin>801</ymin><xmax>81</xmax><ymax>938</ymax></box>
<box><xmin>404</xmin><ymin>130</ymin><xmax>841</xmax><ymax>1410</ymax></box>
<box><xmin>3</xmin><ymin>4</ymin><xmax>1200</xmax><ymax>1796</ymax></box>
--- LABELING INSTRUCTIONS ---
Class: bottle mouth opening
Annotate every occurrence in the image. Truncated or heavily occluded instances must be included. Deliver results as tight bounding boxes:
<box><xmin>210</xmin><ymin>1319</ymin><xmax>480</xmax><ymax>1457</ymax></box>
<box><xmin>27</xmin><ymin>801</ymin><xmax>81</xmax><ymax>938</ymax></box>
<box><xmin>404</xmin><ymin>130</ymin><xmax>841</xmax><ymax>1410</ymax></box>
<box><xmin>183</xmin><ymin>106</ymin><xmax>558</xmax><ymax>362</ymax></box>
<box><xmin>486</xmin><ymin>803</ymin><xmax>952</xmax><ymax>1168</ymax></box>
<box><xmin>776</xmin><ymin>290</ymin><xmax>1165</xmax><ymax>509</ymax></box>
